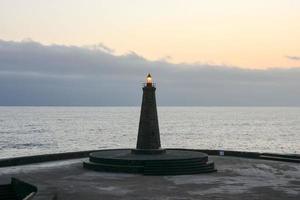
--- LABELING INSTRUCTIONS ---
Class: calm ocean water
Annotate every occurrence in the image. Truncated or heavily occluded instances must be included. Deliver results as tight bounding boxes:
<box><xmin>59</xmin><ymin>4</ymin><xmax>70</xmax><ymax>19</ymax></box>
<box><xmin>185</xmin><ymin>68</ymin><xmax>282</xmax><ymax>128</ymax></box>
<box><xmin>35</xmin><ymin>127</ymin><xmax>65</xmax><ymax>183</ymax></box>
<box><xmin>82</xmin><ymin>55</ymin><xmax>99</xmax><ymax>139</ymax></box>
<box><xmin>0</xmin><ymin>107</ymin><xmax>299</xmax><ymax>159</ymax></box>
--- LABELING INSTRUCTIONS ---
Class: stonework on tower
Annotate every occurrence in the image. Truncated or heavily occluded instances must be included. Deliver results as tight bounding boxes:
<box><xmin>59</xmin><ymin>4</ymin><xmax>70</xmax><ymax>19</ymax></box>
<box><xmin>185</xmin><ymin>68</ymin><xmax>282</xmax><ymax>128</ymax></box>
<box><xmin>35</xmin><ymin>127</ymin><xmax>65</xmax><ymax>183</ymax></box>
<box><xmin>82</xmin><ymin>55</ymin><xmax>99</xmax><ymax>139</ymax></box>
<box><xmin>136</xmin><ymin>73</ymin><xmax>162</xmax><ymax>150</ymax></box>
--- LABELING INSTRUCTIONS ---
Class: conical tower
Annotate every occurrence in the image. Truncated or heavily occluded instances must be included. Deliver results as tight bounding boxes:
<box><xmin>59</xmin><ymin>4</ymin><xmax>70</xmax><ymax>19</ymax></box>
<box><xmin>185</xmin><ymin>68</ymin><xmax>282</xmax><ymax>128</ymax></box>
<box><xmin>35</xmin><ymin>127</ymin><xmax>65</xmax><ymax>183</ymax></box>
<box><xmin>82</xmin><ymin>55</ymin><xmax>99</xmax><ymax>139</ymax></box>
<box><xmin>133</xmin><ymin>73</ymin><xmax>165</xmax><ymax>154</ymax></box>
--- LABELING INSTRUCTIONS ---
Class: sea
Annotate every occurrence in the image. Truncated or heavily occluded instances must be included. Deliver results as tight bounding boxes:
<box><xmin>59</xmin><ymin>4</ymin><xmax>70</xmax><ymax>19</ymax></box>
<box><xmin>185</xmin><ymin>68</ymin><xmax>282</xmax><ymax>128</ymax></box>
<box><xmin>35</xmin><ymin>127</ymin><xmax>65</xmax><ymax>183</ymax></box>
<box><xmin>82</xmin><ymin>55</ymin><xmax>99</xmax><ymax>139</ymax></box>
<box><xmin>0</xmin><ymin>107</ymin><xmax>299</xmax><ymax>159</ymax></box>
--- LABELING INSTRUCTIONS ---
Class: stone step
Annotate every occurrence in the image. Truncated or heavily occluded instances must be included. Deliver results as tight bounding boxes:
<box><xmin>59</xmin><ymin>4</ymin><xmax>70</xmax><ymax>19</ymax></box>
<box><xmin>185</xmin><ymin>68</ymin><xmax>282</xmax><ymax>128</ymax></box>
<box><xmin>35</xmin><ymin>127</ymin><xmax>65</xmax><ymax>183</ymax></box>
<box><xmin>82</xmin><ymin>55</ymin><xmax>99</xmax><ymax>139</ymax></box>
<box><xmin>144</xmin><ymin>160</ymin><xmax>211</xmax><ymax>167</ymax></box>
<box><xmin>143</xmin><ymin>158</ymin><xmax>208</xmax><ymax>164</ymax></box>
<box><xmin>83</xmin><ymin>161</ymin><xmax>144</xmax><ymax>173</ymax></box>
<box><xmin>83</xmin><ymin>160</ymin><xmax>216</xmax><ymax>175</ymax></box>
<box><xmin>144</xmin><ymin>163</ymin><xmax>214</xmax><ymax>172</ymax></box>
<box><xmin>145</xmin><ymin>161</ymin><xmax>213</xmax><ymax>168</ymax></box>
<box><xmin>0</xmin><ymin>185</ymin><xmax>17</xmax><ymax>200</ymax></box>
<box><xmin>145</xmin><ymin>163</ymin><xmax>215</xmax><ymax>171</ymax></box>
<box><xmin>0</xmin><ymin>185</ymin><xmax>12</xmax><ymax>190</ymax></box>
<box><xmin>85</xmin><ymin>149</ymin><xmax>216</xmax><ymax>175</ymax></box>
<box><xmin>144</xmin><ymin>167</ymin><xmax>217</xmax><ymax>176</ymax></box>
<box><xmin>0</xmin><ymin>194</ymin><xmax>17</xmax><ymax>200</ymax></box>
<box><xmin>89</xmin><ymin>156</ymin><xmax>207</xmax><ymax>166</ymax></box>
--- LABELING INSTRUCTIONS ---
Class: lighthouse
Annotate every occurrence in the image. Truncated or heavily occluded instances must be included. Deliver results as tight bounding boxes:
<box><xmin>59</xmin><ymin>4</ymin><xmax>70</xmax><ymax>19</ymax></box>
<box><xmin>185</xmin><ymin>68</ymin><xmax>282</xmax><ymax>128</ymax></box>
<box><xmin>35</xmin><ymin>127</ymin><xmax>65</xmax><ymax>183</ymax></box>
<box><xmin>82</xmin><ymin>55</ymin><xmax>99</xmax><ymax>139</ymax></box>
<box><xmin>133</xmin><ymin>74</ymin><xmax>165</xmax><ymax>154</ymax></box>
<box><xmin>84</xmin><ymin>73</ymin><xmax>216</xmax><ymax>175</ymax></box>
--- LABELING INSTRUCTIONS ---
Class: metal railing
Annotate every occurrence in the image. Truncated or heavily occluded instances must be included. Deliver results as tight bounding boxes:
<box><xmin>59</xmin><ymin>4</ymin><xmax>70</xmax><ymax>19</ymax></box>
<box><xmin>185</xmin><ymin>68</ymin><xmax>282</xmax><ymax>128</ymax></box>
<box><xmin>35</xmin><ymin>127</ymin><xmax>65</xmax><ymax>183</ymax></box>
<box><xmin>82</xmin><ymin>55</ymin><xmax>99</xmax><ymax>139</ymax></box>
<box><xmin>142</xmin><ymin>82</ymin><xmax>156</xmax><ymax>87</ymax></box>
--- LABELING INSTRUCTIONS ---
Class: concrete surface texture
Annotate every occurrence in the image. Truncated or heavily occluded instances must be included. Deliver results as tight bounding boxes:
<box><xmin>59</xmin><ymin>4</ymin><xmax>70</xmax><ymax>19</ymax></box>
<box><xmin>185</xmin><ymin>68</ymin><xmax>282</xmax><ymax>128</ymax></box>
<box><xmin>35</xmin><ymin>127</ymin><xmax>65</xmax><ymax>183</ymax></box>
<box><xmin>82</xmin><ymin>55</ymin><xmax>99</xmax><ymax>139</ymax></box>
<box><xmin>0</xmin><ymin>156</ymin><xmax>299</xmax><ymax>200</ymax></box>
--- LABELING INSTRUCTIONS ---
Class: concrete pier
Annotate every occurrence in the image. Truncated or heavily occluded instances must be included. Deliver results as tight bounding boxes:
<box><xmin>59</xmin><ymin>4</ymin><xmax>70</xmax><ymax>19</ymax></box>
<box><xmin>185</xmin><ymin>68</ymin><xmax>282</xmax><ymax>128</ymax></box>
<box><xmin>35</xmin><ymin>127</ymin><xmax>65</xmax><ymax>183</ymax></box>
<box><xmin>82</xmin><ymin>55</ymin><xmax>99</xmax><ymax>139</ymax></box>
<box><xmin>1</xmin><ymin>156</ymin><xmax>299</xmax><ymax>200</ymax></box>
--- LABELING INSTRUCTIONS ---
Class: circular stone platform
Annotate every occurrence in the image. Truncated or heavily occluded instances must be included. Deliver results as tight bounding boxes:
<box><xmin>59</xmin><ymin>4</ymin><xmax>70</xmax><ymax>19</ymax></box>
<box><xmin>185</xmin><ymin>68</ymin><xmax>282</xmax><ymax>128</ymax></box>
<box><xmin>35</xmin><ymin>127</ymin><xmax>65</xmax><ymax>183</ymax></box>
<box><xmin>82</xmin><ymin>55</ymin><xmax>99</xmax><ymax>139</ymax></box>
<box><xmin>83</xmin><ymin>149</ymin><xmax>216</xmax><ymax>175</ymax></box>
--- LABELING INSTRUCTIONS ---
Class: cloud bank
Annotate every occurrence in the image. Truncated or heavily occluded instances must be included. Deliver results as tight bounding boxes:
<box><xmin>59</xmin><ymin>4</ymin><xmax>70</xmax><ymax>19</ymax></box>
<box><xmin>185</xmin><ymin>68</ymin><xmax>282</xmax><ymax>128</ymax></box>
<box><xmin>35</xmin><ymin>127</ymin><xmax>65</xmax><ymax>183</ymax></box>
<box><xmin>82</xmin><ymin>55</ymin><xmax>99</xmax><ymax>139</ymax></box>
<box><xmin>0</xmin><ymin>39</ymin><xmax>300</xmax><ymax>106</ymax></box>
<box><xmin>286</xmin><ymin>56</ymin><xmax>300</xmax><ymax>61</ymax></box>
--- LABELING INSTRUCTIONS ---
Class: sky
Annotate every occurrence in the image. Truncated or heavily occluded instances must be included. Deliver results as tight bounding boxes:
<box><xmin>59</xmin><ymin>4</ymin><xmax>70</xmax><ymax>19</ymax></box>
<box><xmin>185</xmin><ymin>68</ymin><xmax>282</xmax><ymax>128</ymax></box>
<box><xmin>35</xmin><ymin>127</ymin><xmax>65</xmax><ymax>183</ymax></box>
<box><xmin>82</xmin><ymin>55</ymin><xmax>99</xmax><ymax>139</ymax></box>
<box><xmin>0</xmin><ymin>1</ymin><xmax>300</xmax><ymax>106</ymax></box>
<box><xmin>1</xmin><ymin>0</ymin><xmax>300</xmax><ymax>69</ymax></box>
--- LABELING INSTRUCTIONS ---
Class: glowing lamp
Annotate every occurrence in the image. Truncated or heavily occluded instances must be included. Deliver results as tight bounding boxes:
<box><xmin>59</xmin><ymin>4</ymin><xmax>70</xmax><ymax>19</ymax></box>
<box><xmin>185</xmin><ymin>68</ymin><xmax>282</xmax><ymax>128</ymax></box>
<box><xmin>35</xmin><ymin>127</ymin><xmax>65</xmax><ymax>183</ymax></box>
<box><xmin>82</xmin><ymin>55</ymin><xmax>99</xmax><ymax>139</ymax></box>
<box><xmin>146</xmin><ymin>73</ymin><xmax>152</xmax><ymax>87</ymax></box>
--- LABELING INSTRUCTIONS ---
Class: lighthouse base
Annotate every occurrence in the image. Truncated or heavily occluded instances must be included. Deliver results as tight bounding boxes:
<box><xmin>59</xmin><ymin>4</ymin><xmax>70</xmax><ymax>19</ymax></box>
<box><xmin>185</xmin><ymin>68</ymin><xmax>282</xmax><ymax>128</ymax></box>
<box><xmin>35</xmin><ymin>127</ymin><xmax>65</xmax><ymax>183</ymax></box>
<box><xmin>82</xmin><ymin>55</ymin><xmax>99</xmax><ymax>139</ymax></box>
<box><xmin>131</xmin><ymin>148</ymin><xmax>166</xmax><ymax>154</ymax></box>
<box><xmin>83</xmin><ymin>149</ymin><xmax>216</xmax><ymax>175</ymax></box>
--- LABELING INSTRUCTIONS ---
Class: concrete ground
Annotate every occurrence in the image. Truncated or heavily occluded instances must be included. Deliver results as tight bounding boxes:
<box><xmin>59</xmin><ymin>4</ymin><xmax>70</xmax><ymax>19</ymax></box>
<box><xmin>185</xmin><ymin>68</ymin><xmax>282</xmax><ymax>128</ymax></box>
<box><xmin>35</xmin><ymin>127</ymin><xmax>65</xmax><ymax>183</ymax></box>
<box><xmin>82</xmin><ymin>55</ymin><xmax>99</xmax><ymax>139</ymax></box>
<box><xmin>0</xmin><ymin>156</ymin><xmax>299</xmax><ymax>200</ymax></box>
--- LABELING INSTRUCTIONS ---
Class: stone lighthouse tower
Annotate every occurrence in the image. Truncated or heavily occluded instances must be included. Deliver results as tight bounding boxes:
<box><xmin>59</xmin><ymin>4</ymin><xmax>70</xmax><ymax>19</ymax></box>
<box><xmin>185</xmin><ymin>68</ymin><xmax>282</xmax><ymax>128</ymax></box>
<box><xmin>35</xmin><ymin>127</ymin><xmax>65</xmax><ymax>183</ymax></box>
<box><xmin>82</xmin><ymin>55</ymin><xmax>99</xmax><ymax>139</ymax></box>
<box><xmin>133</xmin><ymin>73</ymin><xmax>165</xmax><ymax>154</ymax></box>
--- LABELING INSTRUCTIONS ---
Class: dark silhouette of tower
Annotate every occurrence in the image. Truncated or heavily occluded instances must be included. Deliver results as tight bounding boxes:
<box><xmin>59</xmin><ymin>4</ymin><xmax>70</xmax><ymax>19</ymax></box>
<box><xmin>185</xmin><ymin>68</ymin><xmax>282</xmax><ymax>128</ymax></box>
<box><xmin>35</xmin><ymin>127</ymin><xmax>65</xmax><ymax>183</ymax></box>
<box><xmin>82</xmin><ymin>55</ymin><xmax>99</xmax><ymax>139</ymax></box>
<box><xmin>134</xmin><ymin>73</ymin><xmax>165</xmax><ymax>154</ymax></box>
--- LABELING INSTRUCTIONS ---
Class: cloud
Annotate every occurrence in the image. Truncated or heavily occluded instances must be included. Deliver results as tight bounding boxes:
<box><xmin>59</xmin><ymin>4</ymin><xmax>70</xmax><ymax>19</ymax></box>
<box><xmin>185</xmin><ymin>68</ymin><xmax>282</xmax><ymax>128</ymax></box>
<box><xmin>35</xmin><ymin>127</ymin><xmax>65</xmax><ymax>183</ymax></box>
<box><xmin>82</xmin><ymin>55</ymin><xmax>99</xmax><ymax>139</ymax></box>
<box><xmin>286</xmin><ymin>56</ymin><xmax>300</xmax><ymax>61</ymax></box>
<box><xmin>158</xmin><ymin>55</ymin><xmax>173</xmax><ymax>62</ymax></box>
<box><xmin>83</xmin><ymin>43</ymin><xmax>115</xmax><ymax>54</ymax></box>
<box><xmin>0</xmin><ymin>39</ymin><xmax>300</xmax><ymax>106</ymax></box>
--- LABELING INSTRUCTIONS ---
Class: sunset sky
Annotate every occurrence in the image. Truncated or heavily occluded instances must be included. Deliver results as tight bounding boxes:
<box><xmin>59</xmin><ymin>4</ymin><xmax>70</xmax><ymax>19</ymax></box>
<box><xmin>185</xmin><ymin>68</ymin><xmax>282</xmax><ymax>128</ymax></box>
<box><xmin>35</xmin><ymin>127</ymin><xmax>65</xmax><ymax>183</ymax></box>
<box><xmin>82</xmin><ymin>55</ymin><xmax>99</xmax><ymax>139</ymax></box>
<box><xmin>1</xmin><ymin>0</ymin><xmax>300</xmax><ymax>69</ymax></box>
